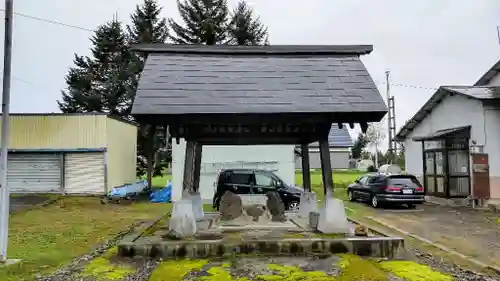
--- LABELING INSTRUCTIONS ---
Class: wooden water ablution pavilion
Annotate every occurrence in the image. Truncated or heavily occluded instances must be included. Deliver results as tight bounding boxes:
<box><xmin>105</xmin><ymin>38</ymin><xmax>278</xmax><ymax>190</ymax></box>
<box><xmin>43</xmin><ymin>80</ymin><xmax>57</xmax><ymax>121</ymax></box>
<box><xmin>131</xmin><ymin>44</ymin><xmax>388</xmax><ymax>195</ymax></box>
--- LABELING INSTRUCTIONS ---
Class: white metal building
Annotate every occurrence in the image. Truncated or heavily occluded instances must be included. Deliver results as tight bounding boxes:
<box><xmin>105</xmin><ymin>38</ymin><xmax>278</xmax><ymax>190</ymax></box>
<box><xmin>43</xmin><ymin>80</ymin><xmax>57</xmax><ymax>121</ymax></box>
<box><xmin>396</xmin><ymin>59</ymin><xmax>500</xmax><ymax>205</ymax></box>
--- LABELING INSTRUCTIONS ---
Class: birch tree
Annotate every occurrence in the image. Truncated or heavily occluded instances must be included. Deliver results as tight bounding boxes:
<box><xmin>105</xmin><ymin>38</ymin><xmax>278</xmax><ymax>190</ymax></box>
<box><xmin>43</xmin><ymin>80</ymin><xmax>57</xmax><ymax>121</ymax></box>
<box><xmin>365</xmin><ymin>121</ymin><xmax>386</xmax><ymax>168</ymax></box>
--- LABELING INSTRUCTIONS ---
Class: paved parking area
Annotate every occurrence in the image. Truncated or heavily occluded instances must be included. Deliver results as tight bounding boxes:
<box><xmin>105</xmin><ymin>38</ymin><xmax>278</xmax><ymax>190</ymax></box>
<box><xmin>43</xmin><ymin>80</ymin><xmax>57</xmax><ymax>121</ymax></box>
<box><xmin>365</xmin><ymin>203</ymin><xmax>500</xmax><ymax>267</ymax></box>
<box><xmin>10</xmin><ymin>195</ymin><xmax>53</xmax><ymax>212</ymax></box>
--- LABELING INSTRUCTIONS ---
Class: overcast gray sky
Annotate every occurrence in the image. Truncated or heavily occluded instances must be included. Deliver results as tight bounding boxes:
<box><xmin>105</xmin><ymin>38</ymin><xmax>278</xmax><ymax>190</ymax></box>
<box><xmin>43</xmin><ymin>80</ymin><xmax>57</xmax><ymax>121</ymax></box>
<box><xmin>2</xmin><ymin>0</ymin><xmax>500</xmax><ymax>145</ymax></box>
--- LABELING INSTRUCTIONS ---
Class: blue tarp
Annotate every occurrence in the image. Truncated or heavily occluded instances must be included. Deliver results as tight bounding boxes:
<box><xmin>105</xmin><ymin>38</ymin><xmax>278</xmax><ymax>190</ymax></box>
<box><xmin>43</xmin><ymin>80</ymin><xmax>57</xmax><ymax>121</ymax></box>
<box><xmin>150</xmin><ymin>180</ymin><xmax>172</xmax><ymax>203</ymax></box>
<box><xmin>108</xmin><ymin>180</ymin><xmax>148</xmax><ymax>198</ymax></box>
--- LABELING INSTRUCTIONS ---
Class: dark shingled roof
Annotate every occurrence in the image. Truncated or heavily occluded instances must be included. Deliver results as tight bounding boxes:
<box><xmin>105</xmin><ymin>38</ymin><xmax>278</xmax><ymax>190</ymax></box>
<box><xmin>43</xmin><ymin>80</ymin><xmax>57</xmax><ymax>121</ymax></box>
<box><xmin>308</xmin><ymin>124</ymin><xmax>353</xmax><ymax>147</ymax></box>
<box><xmin>131</xmin><ymin>44</ymin><xmax>387</xmax><ymax>124</ymax></box>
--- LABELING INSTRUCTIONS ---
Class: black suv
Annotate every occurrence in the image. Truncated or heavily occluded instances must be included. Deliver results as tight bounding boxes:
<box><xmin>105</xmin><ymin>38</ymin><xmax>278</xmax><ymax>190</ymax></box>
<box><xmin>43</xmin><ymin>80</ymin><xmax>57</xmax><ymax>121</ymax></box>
<box><xmin>212</xmin><ymin>169</ymin><xmax>303</xmax><ymax>211</ymax></box>
<box><xmin>347</xmin><ymin>173</ymin><xmax>425</xmax><ymax>209</ymax></box>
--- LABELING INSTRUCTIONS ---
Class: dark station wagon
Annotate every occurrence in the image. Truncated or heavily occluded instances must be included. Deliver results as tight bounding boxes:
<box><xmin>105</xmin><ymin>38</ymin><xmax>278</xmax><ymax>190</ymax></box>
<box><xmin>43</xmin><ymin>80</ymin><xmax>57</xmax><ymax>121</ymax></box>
<box><xmin>347</xmin><ymin>173</ymin><xmax>425</xmax><ymax>208</ymax></box>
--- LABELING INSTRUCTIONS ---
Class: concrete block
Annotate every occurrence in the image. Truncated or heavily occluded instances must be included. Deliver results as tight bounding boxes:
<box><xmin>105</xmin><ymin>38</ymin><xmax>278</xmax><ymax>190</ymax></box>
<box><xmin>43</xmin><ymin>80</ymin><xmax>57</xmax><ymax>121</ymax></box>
<box><xmin>0</xmin><ymin>259</ymin><xmax>21</xmax><ymax>267</ymax></box>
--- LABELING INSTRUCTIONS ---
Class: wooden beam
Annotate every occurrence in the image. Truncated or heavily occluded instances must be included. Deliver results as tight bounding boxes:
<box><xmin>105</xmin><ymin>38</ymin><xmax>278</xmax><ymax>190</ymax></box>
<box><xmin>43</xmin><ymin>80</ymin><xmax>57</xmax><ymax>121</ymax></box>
<box><xmin>182</xmin><ymin>140</ymin><xmax>196</xmax><ymax>194</ymax></box>
<box><xmin>135</xmin><ymin>111</ymin><xmax>387</xmax><ymax>126</ymax></box>
<box><xmin>301</xmin><ymin>144</ymin><xmax>312</xmax><ymax>192</ymax></box>
<box><xmin>319</xmin><ymin>139</ymin><xmax>333</xmax><ymax>195</ymax></box>
<box><xmin>192</xmin><ymin>142</ymin><xmax>203</xmax><ymax>193</ymax></box>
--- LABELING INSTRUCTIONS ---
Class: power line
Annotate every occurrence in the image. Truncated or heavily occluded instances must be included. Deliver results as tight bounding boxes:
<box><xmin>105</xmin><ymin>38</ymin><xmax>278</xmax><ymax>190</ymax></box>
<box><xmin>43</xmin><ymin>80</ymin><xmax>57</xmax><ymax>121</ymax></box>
<box><xmin>0</xmin><ymin>11</ymin><xmax>444</xmax><ymax>92</ymax></box>
<box><xmin>0</xmin><ymin>9</ymin><xmax>94</xmax><ymax>32</ymax></box>
<box><xmin>11</xmin><ymin>76</ymin><xmax>40</xmax><ymax>86</ymax></box>
<box><xmin>0</xmin><ymin>70</ymin><xmax>43</xmax><ymax>87</ymax></box>
<box><xmin>375</xmin><ymin>81</ymin><xmax>438</xmax><ymax>91</ymax></box>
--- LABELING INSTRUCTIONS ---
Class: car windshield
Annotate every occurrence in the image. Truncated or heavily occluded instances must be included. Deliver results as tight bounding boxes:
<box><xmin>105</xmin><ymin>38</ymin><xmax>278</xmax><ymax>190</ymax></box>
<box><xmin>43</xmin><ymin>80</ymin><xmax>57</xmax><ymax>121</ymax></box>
<box><xmin>270</xmin><ymin>172</ymin><xmax>289</xmax><ymax>187</ymax></box>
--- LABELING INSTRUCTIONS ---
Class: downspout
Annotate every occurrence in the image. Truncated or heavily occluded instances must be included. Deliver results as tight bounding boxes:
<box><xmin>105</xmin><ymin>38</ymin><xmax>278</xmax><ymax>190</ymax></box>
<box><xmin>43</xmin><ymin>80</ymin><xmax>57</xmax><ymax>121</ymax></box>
<box><xmin>60</xmin><ymin>153</ymin><xmax>65</xmax><ymax>195</ymax></box>
<box><xmin>104</xmin><ymin>149</ymin><xmax>109</xmax><ymax>194</ymax></box>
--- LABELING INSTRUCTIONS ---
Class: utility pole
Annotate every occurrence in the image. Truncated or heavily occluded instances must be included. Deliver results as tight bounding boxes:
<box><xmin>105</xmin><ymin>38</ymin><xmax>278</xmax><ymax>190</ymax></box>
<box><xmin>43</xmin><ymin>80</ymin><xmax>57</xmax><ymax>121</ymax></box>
<box><xmin>385</xmin><ymin>71</ymin><xmax>393</xmax><ymax>163</ymax></box>
<box><xmin>385</xmin><ymin>71</ymin><xmax>397</xmax><ymax>164</ymax></box>
<box><xmin>497</xmin><ymin>26</ymin><xmax>500</xmax><ymax>45</ymax></box>
<box><xmin>0</xmin><ymin>0</ymin><xmax>14</xmax><ymax>263</ymax></box>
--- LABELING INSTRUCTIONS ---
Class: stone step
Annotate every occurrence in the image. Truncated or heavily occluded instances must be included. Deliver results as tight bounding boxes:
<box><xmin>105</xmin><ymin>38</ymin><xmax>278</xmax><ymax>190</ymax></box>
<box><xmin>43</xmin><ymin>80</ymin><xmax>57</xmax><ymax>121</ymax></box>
<box><xmin>118</xmin><ymin>236</ymin><xmax>405</xmax><ymax>260</ymax></box>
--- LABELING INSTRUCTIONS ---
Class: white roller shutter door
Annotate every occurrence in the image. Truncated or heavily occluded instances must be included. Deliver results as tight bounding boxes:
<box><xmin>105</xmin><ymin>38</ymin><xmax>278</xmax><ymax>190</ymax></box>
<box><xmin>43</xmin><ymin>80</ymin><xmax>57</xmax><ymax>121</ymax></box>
<box><xmin>65</xmin><ymin>152</ymin><xmax>105</xmax><ymax>194</ymax></box>
<box><xmin>7</xmin><ymin>153</ymin><xmax>62</xmax><ymax>193</ymax></box>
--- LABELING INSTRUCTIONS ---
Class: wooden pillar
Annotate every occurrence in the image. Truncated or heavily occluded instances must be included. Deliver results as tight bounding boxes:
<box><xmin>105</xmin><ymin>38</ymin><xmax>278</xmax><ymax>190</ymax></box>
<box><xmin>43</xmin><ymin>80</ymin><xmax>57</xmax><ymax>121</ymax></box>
<box><xmin>443</xmin><ymin>139</ymin><xmax>450</xmax><ymax>198</ymax></box>
<box><xmin>146</xmin><ymin>125</ymin><xmax>155</xmax><ymax>190</ymax></box>
<box><xmin>301</xmin><ymin>143</ymin><xmax>312</xmax><ymax>192</ymax></box>
<box><xmin>421</xmin><ymin>141</ymin><xmax>427</xmax><ymax>193</ymax></box>
<box><xmin>192</xmin><ymin>142</ymin><xmax>203</xmax><ymax>193</ymax></box>
<box><xmin>182</xmin><ymin>140</ymin><xmax>196</xmax><ymax>194</ymax></box>
<box><xmin>319</xmin><ymin>139</ymin><xmax>333</xmax><ymax>196</ymax></box>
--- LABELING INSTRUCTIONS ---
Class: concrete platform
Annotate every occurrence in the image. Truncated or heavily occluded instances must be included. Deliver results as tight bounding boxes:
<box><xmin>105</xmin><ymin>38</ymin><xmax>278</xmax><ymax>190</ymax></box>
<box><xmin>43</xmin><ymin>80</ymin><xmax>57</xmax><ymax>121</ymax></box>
<box><xmin>118</xmin><ymin>236</ymin><xmax>404</xmax><ymax>259</ymax></box>
<box><xmin>117</xmin><ymin>211</ymin><xmax>405</xmax><ymax>260</ymax></box>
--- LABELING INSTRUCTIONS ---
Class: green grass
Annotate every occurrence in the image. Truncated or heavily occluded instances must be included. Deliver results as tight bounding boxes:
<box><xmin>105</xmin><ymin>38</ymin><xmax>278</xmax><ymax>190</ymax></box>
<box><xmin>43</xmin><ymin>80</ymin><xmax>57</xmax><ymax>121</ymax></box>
<box><xmin>1</xmin><ymin>197</ymin><xmax>172</xmax><ymax>281</ymax></box>
<box><xmin>150</xmin><ymin>174</ymin><xmax>172</xmax><ymax>188</ymax></box>
<box><xmin>294</xmin><ymin>170</ymin><xmax>364</xmax><ymax>203</ymax></box>
<box><xmin>150</xmin><ymin>170</ymin><xmax>363</xmax><ymax>189</ymax></box>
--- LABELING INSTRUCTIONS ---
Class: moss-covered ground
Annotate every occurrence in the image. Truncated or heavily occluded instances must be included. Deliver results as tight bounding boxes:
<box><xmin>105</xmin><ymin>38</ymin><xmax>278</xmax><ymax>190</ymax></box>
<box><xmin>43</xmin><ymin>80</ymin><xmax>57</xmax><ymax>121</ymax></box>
<box><xmin>72</xmin><ymin>244</ymin><xmax>454</xmax><ymax>281</ymax></box>
<box><xmin>142</xmin><ymin>254</ymin><xmax>453</xmax><ymax>281</ymax></box>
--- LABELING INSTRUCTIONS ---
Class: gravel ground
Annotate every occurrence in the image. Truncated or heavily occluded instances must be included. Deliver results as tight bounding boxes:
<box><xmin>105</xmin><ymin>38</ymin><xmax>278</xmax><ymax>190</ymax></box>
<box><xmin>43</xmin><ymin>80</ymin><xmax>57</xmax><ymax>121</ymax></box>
<box><xmin>368</xmin><ymin>203</ymin><xmax>500</xmax><ymax>269</ymax></box>
<box><xmin>403</xmin><ymin>246</ymin><xmax>497</xmax><ymax>281</ymax></box>
<box><xmin>121</xmin><ymin>260</ymin><xmax>159</xmax><ymax>281</ymax></box>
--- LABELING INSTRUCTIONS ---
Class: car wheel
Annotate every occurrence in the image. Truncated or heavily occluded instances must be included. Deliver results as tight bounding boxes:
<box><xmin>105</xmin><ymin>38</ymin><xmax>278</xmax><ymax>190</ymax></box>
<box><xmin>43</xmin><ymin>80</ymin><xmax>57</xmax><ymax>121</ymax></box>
<box><xmin>288</xmin><ymin>202</ymin><xmax>299</xmax><ymax>211</ymax></box>
<box><xmin>371</xmin><ymin>195</ymin><xmax>379</xmax><ymax>208</ymax></box>
<box><xmin>347</xmin><ymin>190</ymin><xmax>356</xmax><ymax>201</ymax></box>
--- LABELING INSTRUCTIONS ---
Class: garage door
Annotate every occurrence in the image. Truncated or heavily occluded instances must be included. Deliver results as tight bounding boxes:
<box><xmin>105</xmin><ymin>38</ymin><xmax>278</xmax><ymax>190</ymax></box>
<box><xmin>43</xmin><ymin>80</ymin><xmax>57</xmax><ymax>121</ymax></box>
<box><xmin>65</xmin><ymin>152</ymin><xmax>105</xmax><ymax>194</ymax></box>
<box><xmin>7</xmin><ymin>153</ymin><xmax>62</xmax><ymax>193</ymax></box>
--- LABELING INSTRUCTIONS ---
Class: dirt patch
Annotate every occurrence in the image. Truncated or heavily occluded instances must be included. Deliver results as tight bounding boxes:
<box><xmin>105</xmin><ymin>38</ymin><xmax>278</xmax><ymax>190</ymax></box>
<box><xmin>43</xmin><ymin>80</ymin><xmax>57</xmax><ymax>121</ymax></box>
<box><xmin>10</xmin><ymin>194</ymin><xmax>56</xmax><ymax>212</ymax></box>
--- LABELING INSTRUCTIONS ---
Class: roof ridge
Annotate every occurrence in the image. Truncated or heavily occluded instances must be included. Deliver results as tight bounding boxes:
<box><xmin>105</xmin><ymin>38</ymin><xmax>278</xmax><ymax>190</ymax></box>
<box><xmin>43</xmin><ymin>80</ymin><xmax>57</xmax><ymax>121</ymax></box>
<box><xmin>131</xmin><ymin>43</ymin><xmax>373</xmax><ymax>56</ymax></box>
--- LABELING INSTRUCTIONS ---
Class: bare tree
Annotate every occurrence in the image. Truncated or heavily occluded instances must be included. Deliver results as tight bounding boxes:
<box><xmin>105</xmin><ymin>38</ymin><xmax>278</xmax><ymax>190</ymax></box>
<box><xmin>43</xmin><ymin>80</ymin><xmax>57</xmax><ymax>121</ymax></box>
<box><xmin>365</xmin><ymin>121</ymin><xmax>386</xmax><ymax>168</ymax></box>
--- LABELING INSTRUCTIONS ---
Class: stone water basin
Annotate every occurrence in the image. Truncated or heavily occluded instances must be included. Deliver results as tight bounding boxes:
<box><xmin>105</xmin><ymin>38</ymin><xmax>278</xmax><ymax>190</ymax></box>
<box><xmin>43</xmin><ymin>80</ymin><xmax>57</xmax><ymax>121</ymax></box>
<box><xmin>153</xmin><ymin>211</ymin><xmax>358</xmax><ymax>241</ymax></box>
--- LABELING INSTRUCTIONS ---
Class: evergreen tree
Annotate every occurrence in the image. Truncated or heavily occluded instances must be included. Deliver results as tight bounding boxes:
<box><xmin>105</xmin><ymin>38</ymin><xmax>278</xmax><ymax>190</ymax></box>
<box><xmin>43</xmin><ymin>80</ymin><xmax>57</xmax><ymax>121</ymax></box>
<box><xmin>351</xmin><ymin>133</ymin><xmax>368</xmax><ymax>160</ymax></box>
<box><xmin>58</xmin><ymin>20</ymin><xmax>134</xmax><ymax>117</ymax></box>
<box><xmin>169</xmin><ymin>0</ymin><xmax>229</xmax><ymax>45</ymax></box>
<box><xmin>127</xmin><ymin>0</ymin><xmax>169</xmax><ymax>54</ymax></box>
<box><xmin>127</xmin><ymin>0</ymin><xmax>169</xmax><ymax>94</ymax></box>
<box><xmin>59</xmin><ymin>0</ymin><xmax>171</xmax><ymax>184</ymax></box>
<box><xmin>228</xmin><ymin>0</ymin><xmax>269</xmax><ymax>45</ymax></box>
<box><xmin>126</xmin><ymin>0</ymin><xmax>170</xmax><ymax>184</ymax></box>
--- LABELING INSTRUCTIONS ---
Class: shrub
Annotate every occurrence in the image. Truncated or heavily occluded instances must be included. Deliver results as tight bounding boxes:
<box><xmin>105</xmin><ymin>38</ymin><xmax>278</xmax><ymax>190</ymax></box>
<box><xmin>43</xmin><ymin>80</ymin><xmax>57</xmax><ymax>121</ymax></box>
<box><xmin>366</xmin><ymin>165</ymin><xmax>377</xmax><ymax>173</ymax></box>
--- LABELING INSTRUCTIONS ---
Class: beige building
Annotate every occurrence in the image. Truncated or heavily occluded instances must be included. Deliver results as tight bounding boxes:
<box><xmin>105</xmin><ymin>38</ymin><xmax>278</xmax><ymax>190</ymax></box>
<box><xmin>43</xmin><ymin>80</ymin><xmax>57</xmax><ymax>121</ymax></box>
<box><xmin>1</xmin><ymin>113</ymin><xmax>137</xmax><ymax>194</ymax></box>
